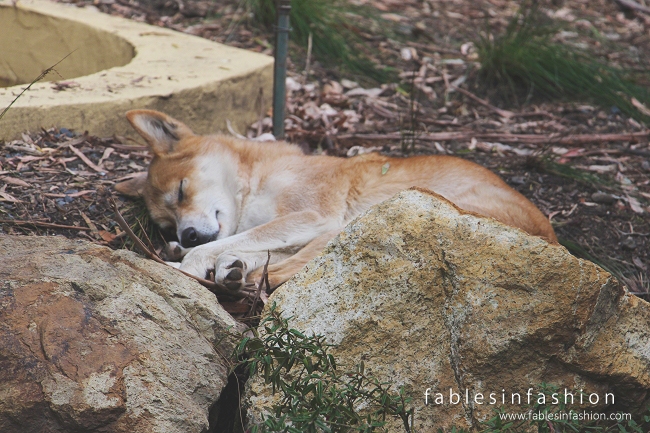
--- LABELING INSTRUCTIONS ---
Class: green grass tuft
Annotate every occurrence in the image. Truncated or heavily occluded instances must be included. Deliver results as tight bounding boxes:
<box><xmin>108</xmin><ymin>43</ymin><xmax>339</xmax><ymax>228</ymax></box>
<box><xmin>475</xmin><ymin>2</ymin><xmax>650</xmax><ymax>121</ymax></box>
<box><xmin>561</xmin><ymin>238</ymin><xmax>649</xmax><ymax>296</ymax></box>
<box><xmin>560</xmin><ymin>238</ymin><xmax>626</xmax><ymax>279</ymax></box>
<box><xmin>247</xmin><ymin>0</ymin><xmax>394</xmax><ymax>83</ymax></box>
<box><xmin>541</xmin><ymin>159</ymin><xmax>606</xmax><ymax>186</ymax></box>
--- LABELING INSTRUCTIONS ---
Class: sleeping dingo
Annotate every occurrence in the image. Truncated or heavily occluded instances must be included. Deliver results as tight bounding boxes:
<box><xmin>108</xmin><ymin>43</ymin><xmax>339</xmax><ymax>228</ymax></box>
<box><xmin>116</xmin><ymin>110</ymin><xmax>556</xmax><ymax>291</ymax></box>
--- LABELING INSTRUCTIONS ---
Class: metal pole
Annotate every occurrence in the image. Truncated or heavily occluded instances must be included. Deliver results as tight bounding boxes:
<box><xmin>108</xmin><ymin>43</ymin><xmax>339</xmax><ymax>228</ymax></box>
<box><xmin>272</xmin><ymin>0</ymin><xmax>291</xmax><ymax>140</ymax></box>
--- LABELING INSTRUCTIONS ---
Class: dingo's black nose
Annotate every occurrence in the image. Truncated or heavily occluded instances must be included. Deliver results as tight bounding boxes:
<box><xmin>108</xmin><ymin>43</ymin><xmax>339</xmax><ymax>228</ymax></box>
<box><xmin>181</xmin><ymin>227</ymin><xmax>201</xmax><ymax>247</ymax></box>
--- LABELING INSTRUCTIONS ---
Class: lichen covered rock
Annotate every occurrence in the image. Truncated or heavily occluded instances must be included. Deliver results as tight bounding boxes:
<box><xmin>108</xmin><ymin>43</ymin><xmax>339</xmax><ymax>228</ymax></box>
<box><xmin>247</xmin><ymin>189</ymin><xmax>650</xmax><ymax>431</ymax></box>
<box><xmin>0</xmin><ymin>235</ymin><xmax>243</xmax><ymax>433</ymax></box>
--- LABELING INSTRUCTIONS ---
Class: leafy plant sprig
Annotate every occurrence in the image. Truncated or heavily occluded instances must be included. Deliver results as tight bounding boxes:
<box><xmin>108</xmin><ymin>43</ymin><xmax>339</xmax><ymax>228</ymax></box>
<box><xmin>236</xmin><ymin>304</ymin><xmax>415</xmax><ymax>433</ymax></box>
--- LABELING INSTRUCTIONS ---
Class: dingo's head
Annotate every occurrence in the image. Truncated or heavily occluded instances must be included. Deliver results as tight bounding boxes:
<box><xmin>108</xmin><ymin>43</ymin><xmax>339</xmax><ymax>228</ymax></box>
<box><xmin>115</xmin><ymin>110</ymin><xmax>239</xmax><ymax>248</ymax></box>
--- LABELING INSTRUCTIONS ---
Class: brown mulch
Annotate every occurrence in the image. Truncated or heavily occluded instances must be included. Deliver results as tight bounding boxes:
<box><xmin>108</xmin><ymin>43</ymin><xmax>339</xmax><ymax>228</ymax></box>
<box><xmin>1</xmin><ymin>0</ymin><xmax>649</xmax><ymax>314</ymax></box>
<box><xmin>0</xmin><ymin>131</ymin><xmax>149</xmax><ymax>244</ymax></box>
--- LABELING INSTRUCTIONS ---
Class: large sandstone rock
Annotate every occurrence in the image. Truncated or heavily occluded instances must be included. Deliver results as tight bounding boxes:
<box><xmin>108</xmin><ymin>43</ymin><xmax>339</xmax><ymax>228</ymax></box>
<box><xmin>0</xmin><ymin>235</ymin><xmax>243</xmax><ymax>433</ymax></box>
<box><xmin>248</xmin><ymin>188</ymin><xmax>650</xmax><ymax>431</ymax></box>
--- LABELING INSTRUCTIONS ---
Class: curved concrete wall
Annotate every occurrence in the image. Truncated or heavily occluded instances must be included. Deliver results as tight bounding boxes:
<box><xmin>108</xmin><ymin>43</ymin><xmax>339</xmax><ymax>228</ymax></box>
<box><xmin>0</xmin><ymin>6</ymin><xmax>134</xmax><ymax>87</ymax></box>
<box><xmin>0</xmin><ymin>0</ymin><xmax>273</xmax><ymax>140</ymax></box>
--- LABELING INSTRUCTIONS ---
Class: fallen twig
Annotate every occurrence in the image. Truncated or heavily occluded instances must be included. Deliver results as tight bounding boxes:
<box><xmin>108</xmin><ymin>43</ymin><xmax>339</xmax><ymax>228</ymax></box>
<box><xmin>561</xmin><ymin>148</ymin><xmax>650</xmax><ymax>158</ymax></box>
<box><xmin>137</xmin><ymin>219</ymin><xmax>158</xmax><ymax>253</ymax></box>
<box><xmin>337</xmin><ymin>131</ymin><xmax>650</xmax><ymax>145</ymax></box>
<box><xmin>404</xmin><ymin>40</ymin><xmax>460</xmax><ymax>55</ymax></box>
<box><xmin>249</xmin><ymin>251</ymin><xmax>271</xmax><ymax>317</ymax></box>
<box><xmin>623</xmin><ymin>148</ymin><xmax>650</xmax><ymax>157</ymax></box>
<box><xmin>0</xmin><ymin>219</ymin><xmax>91</xmax><ymax>231</ymax></box>
<box><xmin>451</xmin><ymin>85</ymin><xmax>515</xmax><ymax>119</ymax></box>
<box><xmin>43</xmin><ymin>190</ymin><xmax>95</xmax><ymax>199</ymax></box>
<box><xmin>101</xmin><ymin>142</ymin><xmax>149</xmax><ymax>152</ymax></box>
<box><xmin>514</xmin><ymin>111</ymin><xmax>560</xmax><ymax>120</ymax></box>
<box><xmin>631</xmin><ymin>97</ymin><xmax>650</xmax><ymax>116</ymax></box>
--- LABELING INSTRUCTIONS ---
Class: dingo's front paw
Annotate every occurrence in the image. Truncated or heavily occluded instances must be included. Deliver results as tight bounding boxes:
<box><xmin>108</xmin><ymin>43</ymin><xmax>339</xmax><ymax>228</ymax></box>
<box><xmin>179</xmin><ymin>245</ymin><xmax>218</xmax><ymax>279</ymax></box>
<box><xmin>162</xmin><ymin>241</ymin><xmax>191</xmax><ymax>261</ymax></box>
<box><xmin>215</xmin><ymin>254</ymin><xmax>247</xmax><ymax>291</ymax></box>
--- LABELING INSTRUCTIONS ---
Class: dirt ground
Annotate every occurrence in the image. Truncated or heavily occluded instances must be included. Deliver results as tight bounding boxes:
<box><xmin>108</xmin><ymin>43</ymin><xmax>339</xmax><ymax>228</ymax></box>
<box><xmin>1</xmin><ymin>0</ymin><xmax>649</xmax><ymax>309</ymax></box>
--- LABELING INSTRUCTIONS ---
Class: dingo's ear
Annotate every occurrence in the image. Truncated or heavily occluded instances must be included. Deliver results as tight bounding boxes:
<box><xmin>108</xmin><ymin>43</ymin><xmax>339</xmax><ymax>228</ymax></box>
<box><xmin>115</xmin><ymin>172</ymin><xmax>147</xmax><ymax>197</ymax></box>
<box><xmin>126</xmin><ymin>110</ymin><xmax>195</xmax><ymax>155</ymax></box>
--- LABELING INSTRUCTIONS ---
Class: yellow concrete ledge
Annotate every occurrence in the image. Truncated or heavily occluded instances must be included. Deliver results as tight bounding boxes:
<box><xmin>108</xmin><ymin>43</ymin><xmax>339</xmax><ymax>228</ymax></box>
<box><xmin>0</xmin><ymin>0</ymin><xmax>273</xmax><ymax>140</ymax></box>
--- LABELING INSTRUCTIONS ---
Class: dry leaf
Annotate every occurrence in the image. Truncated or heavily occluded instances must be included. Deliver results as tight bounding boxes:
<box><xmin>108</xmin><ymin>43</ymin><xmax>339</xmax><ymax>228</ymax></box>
<box><xmin>633</xmin><ymin>257</ymin><xmax>647</xmax><ymax>271</ymax></box>
<box><xmin>98</xmin><ymin>230</ymin><xmax>117</xmax><ymax>242</ymax></box>
<box><xmin>345</xmin><ymin>87</ymin><xmax>383</xmax><ymax>98</ymax></box>
<box><xmin>1</xmin><ymin>177</ymin><xmax>30</xmax><ymax>187</ymax></box>
<box><xmin>625</xmin><ymin>195</ymin><xmax>645</xmax><ymax>214</ymax></box>
<box><xmin>322</xmin><ymin>81</ymin><xmax>343</xmax><ymax>95</ymax></box>
<box><xmin>631</xmin><ymin>97</ymin><xmax>650</xmax><ymax>117</ymax></box>
<box><xmin>80</xmin><ymin>211</ymin><xmax>100</xmax><ymax>236</ymax></box>
<box><xmin>381</xmin><ymin>13</ymin><xmax>406</xmax><ymax>22</ymax></box>
<box><xmin>582</xmin><ymin>165</ymin><xmax>617</xmax><ymax>173</ymax></box>
<box><xmin>68</xmin><ymin>145</ymin><xmax>105</xmax><ymax>173</ymax></box>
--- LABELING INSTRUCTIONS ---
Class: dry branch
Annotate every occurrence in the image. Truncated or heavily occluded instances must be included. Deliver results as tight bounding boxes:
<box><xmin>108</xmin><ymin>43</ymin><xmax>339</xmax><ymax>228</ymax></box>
<box><xmin>0</xmin><ymin>51</ymin><xmax>74</xmax><ymax>121</ymax></box>
<box><xmin>451</xmin><ymin>85</ymin><xmax>515</xmax><ymax>119</ymax></box>
<box><xmin>0</xmin><ymin>219</ymin><xmax>92</xmax><ymax>231</ymax></box>
<box><xmin>249</xmin><ymin>251</ymin><xmax>271</xmax><ymax>317</ymax></box>
<box><xmin>337</xmin><ymin>131</ymin><xmax>650</xmax><ymax>145</ymax></box>
<box><xmin>43</xmin><ymin>190</ymin><xmax>95</xmax><ymax>199</ymax></box>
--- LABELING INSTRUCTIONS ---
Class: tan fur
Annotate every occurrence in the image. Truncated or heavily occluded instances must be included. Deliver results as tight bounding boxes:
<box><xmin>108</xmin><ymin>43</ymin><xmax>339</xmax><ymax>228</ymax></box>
<box><xmin>117</xmin><ymin>110</ymin><xmax>557</xmax><ymax>291</ymax></box>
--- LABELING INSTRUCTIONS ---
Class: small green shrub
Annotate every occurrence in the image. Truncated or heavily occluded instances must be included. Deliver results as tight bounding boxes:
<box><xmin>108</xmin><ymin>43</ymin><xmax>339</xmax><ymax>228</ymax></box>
<box><xmin>236</xmin><ymin>304</ymin><xmax>415</xmax><ymax>432</ymax></box>
<box><xmin>237</xmin><ymin>309</ymin><xmax>650</xmax><ymax>433</ymax></box>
